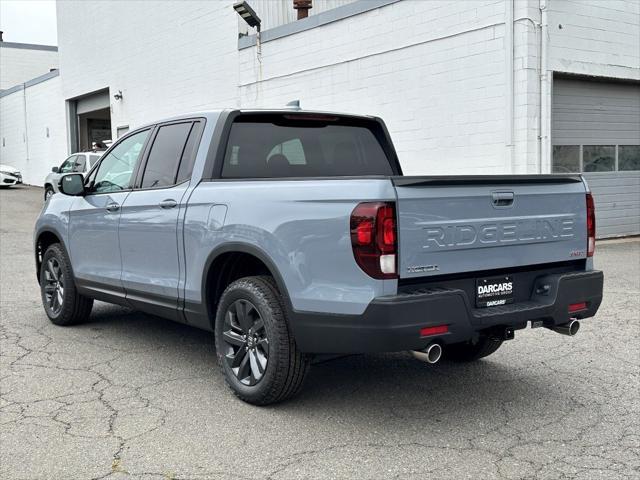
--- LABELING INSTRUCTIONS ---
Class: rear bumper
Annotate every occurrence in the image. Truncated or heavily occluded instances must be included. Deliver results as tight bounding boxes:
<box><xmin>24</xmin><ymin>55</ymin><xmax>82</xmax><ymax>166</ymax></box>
<box><xmin>290</xmin><ymin>270</ymin><xmax>604</xmax><ymax>353</ymax></box>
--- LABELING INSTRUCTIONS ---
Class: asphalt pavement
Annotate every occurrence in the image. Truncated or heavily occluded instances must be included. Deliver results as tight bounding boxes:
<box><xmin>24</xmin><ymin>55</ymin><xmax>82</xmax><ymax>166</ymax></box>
<box><xmin>1</xmin><ymin>186</ymin><xmax>638</xmax><ymax>479</ymax></box>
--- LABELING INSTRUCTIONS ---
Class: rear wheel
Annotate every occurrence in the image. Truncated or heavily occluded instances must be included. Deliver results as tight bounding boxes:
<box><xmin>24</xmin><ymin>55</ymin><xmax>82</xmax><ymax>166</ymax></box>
<box><xmin>215</xmin><ymin>276</ymin><xmax>310</xmax><ymax>405</ymax></box>
<box><xmin>40</xmin><ymin>243</ymin><xmax>93</xmax><ymax>326</ymax></box>
<box><xmin>444</xmin><ymin>335</ymin><xmax>503</xmax><ymax>362</ymax></box>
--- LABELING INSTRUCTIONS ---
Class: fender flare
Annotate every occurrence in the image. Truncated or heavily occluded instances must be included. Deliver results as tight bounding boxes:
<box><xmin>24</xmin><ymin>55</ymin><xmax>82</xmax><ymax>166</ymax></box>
<box><xmin>34</xmin><ymin>227</ymin><xmax>71</xmax><ymax>283</ymax></box>
<box><xmin>200</xmin><ymin>242</ymin><xmax>294</xmax><ymax>318</ymax></box>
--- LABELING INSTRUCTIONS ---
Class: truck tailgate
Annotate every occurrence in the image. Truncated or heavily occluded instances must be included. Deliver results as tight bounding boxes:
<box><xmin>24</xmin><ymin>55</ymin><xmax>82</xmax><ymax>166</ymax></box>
<box><xmin>392</xmin><ymin>176</ymin><xmax>588</xmax><ymax>279</ymax></box>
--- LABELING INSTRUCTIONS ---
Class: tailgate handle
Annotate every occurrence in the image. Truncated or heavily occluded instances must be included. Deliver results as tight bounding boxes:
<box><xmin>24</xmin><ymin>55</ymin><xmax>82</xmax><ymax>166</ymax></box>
<box><xmin>492</xmin><ymin>191</ymin><xmax>514</xmax><ymax>207</ymax></box>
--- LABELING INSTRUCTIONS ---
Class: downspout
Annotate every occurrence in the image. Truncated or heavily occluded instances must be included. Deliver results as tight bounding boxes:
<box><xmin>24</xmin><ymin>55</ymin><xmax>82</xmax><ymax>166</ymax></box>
<box><xmin>22</xmin><ymin>83</ymin><xmax>29</xmax><ymax>167</ymax></box>
<box><xmin>539</xmin><ymin>0</ymin><xmax>550</xmax><ymax>174</ymax></box>
<box><xmin>505</xmin><ymin>0</ymin><xmax>514</xmax><ymax>173</ymax></box>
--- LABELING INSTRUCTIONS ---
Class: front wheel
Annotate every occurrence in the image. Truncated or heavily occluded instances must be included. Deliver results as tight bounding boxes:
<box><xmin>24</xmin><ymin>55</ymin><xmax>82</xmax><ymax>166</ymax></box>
<box><xmin>215</xmin><ymin>276</ymin><xmax>310</xmax><ymax>405</ymax></box>
<box><xmin>40</xmin><ymin>243</ymin><xmax>93</xmax><ymax>326</ymax></box>
<box><xmin>444</xmin><ymin>335</ymin><xmax>503</xmax><ymax>362</ymax></box>
<box><xmin>44</xmin><ymin>186</ymin><xmax>54</xmax><ymax>201</ymax></box>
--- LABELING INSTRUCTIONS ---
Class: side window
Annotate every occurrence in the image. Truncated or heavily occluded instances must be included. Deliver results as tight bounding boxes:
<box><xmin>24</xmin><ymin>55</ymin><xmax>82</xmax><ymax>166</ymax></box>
<box><xmin>90</xmin><ymin>129</ymin><xmax>150</xmax><ymax>194</ymax></box>
<box><xmin>141</xmin><ymin>122</ymin><xmax>192</xmax><ymax>188</ymax></box>
<box><xmin>73</xmin><ymin>155</ymin><xmax>86</xmax><ymax>173</ymax></box>
<box><xmin>59</xmin><ymin>156</ymin><xmax>77</xmax><ymax>173</ymax></box>
<box><xmin>176</xmin><ymin>121</ymin><xmax>204</xmax><ymax>184</ymax></box>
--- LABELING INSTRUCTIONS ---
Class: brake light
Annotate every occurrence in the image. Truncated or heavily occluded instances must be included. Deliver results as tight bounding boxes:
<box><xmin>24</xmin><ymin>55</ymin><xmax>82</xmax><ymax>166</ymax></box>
<box><xmin>350</xmin><ymin>202</ymin><xmax>397</xmax><ymax>279</ymax></box>
<box><xmin>586</xmin><ymin>193</ymin><xmax>596</xmax><ymax>257</ymax></box>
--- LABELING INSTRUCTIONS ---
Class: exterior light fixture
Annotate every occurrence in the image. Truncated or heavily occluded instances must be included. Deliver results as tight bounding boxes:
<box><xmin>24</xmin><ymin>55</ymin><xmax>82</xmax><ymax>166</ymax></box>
<box><xmin>233</xmin><ymin>1</ymin><xmax>261</xmax><ymax>32</ymax></box>
<box><xmin>113</xmin><ymin>90</ymin><xmax>123</xmax><ymax>101</ymax></box>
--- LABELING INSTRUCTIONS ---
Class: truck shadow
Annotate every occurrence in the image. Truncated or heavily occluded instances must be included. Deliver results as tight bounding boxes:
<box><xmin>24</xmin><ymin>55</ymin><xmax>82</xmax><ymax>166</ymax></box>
<box><xmin>83</xmin><ymin>302</ymin><xmax>564</xmax><ymax>424</ymax></box>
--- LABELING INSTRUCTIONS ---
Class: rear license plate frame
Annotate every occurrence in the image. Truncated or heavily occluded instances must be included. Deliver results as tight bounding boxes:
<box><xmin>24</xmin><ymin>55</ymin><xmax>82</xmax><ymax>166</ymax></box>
<box><xmin>476</xmin><ymin>275</ymin><xmax>514</xmax><ymax>308</ymax></box>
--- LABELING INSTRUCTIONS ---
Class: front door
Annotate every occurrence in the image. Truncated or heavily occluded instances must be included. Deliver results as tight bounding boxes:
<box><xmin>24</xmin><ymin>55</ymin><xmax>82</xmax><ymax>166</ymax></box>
<box><xmin>118</xmin><ymin>120</ymin><xmax>201</xmax><ymax>319</ymax></box>
<box><xmin>68</xmin><ymin>128</ymin><xmax>151</xmax><ymax>296</ymax></box>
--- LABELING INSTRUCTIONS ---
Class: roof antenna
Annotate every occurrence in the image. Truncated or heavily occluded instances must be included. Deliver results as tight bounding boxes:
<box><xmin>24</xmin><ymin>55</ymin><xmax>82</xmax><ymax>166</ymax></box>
<box><xmin>286</xmin><ymin>100</ymin><xmax>301</xmax><ymax>110</ymax></box>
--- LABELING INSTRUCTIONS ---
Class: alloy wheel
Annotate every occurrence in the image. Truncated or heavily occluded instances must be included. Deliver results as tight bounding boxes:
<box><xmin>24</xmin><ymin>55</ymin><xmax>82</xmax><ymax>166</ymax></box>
<box><xmin>222</xmin><ymin>299</ymin><xmax>269</xmax><ymax>386</ymax></box>
<box><xmin>43</xmin><ymin>258</ymin><xmax>64</xmax><ymax>315</ymax></box>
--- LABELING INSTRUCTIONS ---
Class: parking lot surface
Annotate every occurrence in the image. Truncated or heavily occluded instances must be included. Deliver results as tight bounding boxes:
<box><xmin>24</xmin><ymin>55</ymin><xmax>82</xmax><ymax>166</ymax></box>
<box><xmin>1</xmin><ymin>186</ymin><xmax>639</xmax><ymax>479</ymax></box>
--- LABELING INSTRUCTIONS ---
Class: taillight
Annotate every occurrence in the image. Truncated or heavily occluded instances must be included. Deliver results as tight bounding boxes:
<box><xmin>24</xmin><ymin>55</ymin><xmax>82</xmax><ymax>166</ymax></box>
<box><xmin>586</xmin><ymin>192</ymin><xmax>596</xmax><ymax>257</ymax></box>
<box><xmin>350</xmin><ymin>202</ymin><xmax>397</xmax><ymax>279</ymax></box>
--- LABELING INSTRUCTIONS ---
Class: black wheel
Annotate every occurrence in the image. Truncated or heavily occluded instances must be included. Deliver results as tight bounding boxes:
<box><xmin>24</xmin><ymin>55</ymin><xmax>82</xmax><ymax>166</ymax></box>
<box><xmin>444</xmin><ymin>335</ymin><xmax>503</xmax><ymax>362</ymax></box>
<box><xmin>44</xmin><ymin>186</ymin><xmax>54</xmax><ymax>201</ymax></box>
<box><xmin>215</xmin><ymin>276</ymin><xmax>310</xmax><ymax>405</ymax></box>
<box><xmin>40</xmin><ymin>243</ymin><xmax>93</xmax><ymax>326</ymax></box>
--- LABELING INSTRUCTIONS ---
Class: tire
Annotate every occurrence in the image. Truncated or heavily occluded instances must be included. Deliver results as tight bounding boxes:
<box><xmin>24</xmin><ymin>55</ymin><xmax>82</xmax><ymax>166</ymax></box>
<box><xmin>40</xmin><ymin>243</ymin><xmax>93</xmax><ymax>326</ymax></box>
<box><xmin>444</xmin><ymin>335</ymin><xmax>503</xmax><ymax>362</ymax></box>
<box><xmin>214</xmin><ymin>275</ymin><xmax>310</xmax><ymax>405</ymax></box>
<box><xmin>44</xmin><ymin>186</ymin><xmax>54</xmax><ymax>201</ymax></box>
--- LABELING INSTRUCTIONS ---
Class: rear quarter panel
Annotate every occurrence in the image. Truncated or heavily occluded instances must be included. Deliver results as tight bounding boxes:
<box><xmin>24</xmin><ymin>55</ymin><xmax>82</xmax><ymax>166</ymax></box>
<box><xmin>183</xmin><ymin>178</ymin><xmax>398</xmax><ymax>316</ymax></box>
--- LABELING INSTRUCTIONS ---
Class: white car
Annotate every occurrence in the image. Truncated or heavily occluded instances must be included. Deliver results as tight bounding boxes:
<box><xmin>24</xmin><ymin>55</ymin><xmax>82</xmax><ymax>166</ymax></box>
<box><xmin>43</xmin><ymin>152</ymin><xmax>103</xmax><ymax>200</ymax></box>
<box><xmin>0</xmin><ymin>164</ymin><xmax>23</xmax><ymax>187</ymax></box>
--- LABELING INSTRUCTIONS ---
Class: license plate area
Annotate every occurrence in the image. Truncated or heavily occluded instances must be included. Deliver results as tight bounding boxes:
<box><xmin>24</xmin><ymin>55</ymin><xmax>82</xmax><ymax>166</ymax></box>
<box><xmin>476</xmin><ymin>275</ymin><xmax>514</xmax><ymax>308</ymax></box>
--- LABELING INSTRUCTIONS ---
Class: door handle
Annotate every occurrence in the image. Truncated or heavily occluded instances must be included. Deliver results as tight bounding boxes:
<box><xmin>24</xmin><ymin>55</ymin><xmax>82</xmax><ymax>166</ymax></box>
<box><xmin>159</xmin><ymin>199</ymin><xmax>178</xmax><ymax>209</ymax></box>
<box><xmin>106</xmin><ymin>202</ymin><xmax>120</xmax><ymax>212</ymax></box>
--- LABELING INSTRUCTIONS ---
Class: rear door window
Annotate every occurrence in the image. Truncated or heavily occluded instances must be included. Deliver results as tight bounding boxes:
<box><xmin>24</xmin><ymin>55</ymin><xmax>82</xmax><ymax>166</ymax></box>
<box><xmin>141</xmin><ymin>122</ymin><xmax>192</xmax><ymax>188</ymax></box>
<box><xmin>221</xmin><ymin>115</ymin><xmax>394</xmax><ymax>178</ymax></box>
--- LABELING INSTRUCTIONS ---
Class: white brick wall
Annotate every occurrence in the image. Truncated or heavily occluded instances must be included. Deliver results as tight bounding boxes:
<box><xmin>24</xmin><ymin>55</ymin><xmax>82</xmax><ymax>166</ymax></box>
<box><xmin>0</xmin><ymin>74</ymin><xmax>66</xmax><ymax>186</ymax></box>
<box><xmin>56</xmin><ymin>0</ymin><xmax>239</xmax><ymax>137</ymax></box>
<box><xmin>0</xmin><ymin>90</ymin><xmax>26</xmax><ymax>172</ymax></box>
<box><xmin>239</xmin><ymin>0</ymin><xmax>520</xmax><ymax>175</ymax></box>
<box><xmin>1</xmin><ymin>0</ymin><xmax>638</xmax><ymax>183</ymax></box>
<box><xmin>547</xmin><ymin>0</ymin><xmax>640</xmax><ymax>80</ymax></box>
<box><xmin>0</xmin><ymin>45</ymin><xmax>59</xmax><ymax>90</ymax></box>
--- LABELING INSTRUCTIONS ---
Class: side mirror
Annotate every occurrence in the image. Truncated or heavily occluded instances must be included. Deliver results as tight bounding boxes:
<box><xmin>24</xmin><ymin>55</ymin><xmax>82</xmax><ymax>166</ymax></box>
<box><xmin>51</xmin><ymin>166</ymin><xmax>59</xmax><ymax>173</ymax></box>
<box><xmin>59</xmin><ymin>173</ymin><xmax>85</xmax><ymax>196</ymax></box>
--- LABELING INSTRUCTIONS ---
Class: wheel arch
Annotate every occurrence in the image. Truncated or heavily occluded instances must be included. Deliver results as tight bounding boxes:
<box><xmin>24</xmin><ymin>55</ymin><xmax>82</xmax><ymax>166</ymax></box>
<box><xmin>201</xmin><ymin>243</ymin><xmax>293</xmax><ymax>329</ymax></box>
<box><xmin>35</xmin><ymin>228</ymin><xmax>69</xmax><ymax>284</ymax></box>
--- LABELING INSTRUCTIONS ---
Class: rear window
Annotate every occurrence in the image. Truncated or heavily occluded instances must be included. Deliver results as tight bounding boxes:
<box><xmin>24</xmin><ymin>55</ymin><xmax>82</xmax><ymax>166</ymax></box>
<box><xmin>221</xmin><ymin>115</ymin><xmax>394</xmax><ymax>178</ymax></box>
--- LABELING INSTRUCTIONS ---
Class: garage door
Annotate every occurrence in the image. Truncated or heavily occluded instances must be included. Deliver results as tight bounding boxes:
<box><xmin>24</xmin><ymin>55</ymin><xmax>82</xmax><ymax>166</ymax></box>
<box><xmin>552</xmin><ymin>77</ymin><xmax>640</xmax><ymax>238</ymax></box>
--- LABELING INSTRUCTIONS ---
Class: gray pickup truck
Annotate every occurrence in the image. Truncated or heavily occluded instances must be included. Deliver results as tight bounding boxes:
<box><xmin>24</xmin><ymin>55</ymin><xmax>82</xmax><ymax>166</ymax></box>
<box><xmin>35</xmin><ymin>109</ymin><xmax>603</xmax><ymax>405</ymax></box>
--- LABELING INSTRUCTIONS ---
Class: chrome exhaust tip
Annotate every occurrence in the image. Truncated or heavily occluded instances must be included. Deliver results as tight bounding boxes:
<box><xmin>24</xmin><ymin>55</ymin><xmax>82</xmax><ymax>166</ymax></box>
<box><xmin>411</xmin><ymin>343</ymin><xmax>443</xmax><ymax>364</ymax></box>
<box><xmin>548</xmin><ymin>319</ymin><xmax>580</xmax><ymax>336</ymax></box>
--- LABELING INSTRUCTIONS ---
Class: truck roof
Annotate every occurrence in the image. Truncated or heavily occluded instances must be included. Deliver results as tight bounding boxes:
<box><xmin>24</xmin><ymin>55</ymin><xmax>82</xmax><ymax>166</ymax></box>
<box><xmin>139</xmin><ymin>108</ymin><xmax>377</xmax><ymax>130</ymax></box>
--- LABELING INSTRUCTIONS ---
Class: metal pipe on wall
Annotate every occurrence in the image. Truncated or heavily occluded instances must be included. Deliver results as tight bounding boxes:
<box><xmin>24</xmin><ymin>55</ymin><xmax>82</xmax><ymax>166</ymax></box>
<box><xmin>505</xmin><ymin>0</ymin><xmax>514</xmax><ymax>173</ymax></box>
<box><xmin>539</xmin><ymin>0</ymin><xmax>550</xmax><ymax>174</ymax></box>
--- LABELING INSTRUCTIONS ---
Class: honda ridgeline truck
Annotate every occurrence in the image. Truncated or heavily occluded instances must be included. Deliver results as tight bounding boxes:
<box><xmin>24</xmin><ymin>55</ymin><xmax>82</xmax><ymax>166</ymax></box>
<box><xmin>35</xmin><ymin>110</ymin><xmax>603</xmax><ymax>405</ymax></box>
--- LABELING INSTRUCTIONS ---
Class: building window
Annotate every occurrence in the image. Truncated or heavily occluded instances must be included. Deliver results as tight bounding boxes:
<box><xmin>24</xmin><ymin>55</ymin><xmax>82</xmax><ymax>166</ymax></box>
<box><xmin>583</xmin><ymin>145</ymin><xmax>615</xmax><ymax>172</ymax></box>
<box><xmin>618</xmin><ymin>146</ymin><xmax>640</xmax><ymax>171</ymax></box>
<box><xmin>552</xmin><ymin>145</ymin><xmax>580</xmax><ymax>173</ymax></box>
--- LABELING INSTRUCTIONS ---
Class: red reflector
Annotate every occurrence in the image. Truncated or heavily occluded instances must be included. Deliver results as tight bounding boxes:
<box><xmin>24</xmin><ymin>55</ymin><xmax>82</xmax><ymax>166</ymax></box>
<box><xmin>568</xmin><ymin>302</ymin><xmax>587</xmax><ymax>313</ymax></box>
<box><xmin>420</xmin><ymin>325</ymin><xmax>449</xmax><ymax>337</ymax></box>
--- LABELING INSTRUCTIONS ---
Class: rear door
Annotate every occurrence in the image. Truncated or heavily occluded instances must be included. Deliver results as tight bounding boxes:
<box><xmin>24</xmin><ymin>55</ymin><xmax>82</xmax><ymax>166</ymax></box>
<box><xmin>118</xmin><ymin>120</ymin><xmax>203</xmax><ymax>319</ymax></box>
<box><xmin>393</xmin><ymin>176</ymin><xmax>589</xmax><ymax>279</ymax></box>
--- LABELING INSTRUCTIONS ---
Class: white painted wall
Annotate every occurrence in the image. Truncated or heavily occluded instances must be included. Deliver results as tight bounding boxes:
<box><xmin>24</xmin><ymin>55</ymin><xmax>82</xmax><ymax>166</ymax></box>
<box><xmin>1</xmin><ymin>0</ymin><xmax>638</xmax><ymax>185</ymax></box>
<box><xmin>0</xmin><ymin>74</ymin><xmax>66</xmax><ymax>186</ymax></box>
<box><xmin>547</xmin><ymin>0</ymin><xmax>640</xmax><ymax>81</ymax></box>
<box><xmin>0</xmin><ymin>44</ymin><xmax>59</xmax><ymax>90</ymax></box>
<box><xmin>56</xmin><ymin>0</ymin><xmax>239</xmax><ymax>138</ymax></box>
<box><xmin>239</xmin><ymin>0</ymin><xmax>531</xmax><ymax>175</ymax></box>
